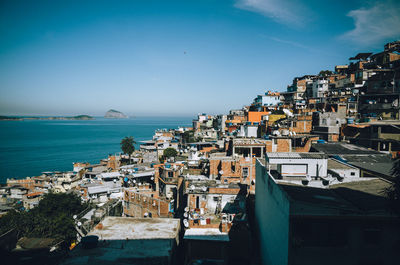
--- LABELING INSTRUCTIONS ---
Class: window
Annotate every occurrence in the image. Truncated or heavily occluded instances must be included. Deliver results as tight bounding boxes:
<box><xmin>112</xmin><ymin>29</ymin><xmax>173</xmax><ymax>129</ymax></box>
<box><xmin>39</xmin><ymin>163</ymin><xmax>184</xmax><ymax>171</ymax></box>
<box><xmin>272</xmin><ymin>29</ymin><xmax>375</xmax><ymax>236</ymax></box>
<box><xmin>242</xmin><ymin>167</ymin><xmax>249</xmax><ymax>178</ymax></box>
<box><xmin>168</xmin><ymin>171</ymin><xmax>173</xmax><ymax>178</ymax></box>
<box><xmin>213</xmin><ymin>196</ymin><xmax>219</xmax><ymax>202</ymax></box>
<box><xmin>231</xmin><ymin>162</ymin><xmax>236</xmax><ymax>173</ymax></box>
<box><xmin>350</xmin><ymin>172</ymin><xmax>355</xmax><ymax>176</ymax></box>
<box><xmin>195</xmin><ymin>196</ymin><xmax>200</xmax><ymax>209</ymax></box>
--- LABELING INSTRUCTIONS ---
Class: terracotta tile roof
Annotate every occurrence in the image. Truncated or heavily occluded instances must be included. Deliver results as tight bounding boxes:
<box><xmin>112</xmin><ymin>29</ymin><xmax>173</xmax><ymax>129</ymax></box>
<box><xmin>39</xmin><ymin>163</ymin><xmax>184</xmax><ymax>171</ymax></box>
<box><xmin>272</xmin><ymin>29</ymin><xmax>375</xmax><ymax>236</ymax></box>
<box><xmin>26</xmin><ymin>191</ymin><xmax>44</xmax><ymax>198</ymax></box>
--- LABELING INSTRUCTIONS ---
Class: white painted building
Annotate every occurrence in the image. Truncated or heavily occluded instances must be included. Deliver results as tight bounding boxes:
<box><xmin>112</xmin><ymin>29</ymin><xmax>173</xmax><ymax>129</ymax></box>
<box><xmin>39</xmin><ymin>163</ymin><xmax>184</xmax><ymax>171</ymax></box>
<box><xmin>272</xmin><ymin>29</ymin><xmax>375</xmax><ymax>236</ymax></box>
<box><xmin>254</xmin><ymin>93</ymin><xmax>281</xmax><ymax>106</ymax></box>
<box><xmin>266</xmin><ymin>152</ymin><xmax>328</xmax><ymax>179</ymax></box>
<box><xmin>238</xmin><ymin>124</ymin><xmax>258</xmax><ymax>138</ymax></box>
<box><xmin>328</xmin><ymin>158</ymin><xmax>360</xmax><ymax>179</ymax></box>
<box><xmin>198</xmin><ymin>113</ymin><xmax>208</xmax><ymax>122</ymax></box>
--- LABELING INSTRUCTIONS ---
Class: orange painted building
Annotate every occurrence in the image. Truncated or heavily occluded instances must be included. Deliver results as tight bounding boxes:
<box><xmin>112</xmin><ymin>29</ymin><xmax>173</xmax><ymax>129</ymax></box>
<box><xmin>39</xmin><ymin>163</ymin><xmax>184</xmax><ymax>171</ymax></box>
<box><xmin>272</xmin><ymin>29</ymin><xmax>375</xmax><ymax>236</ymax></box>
<box><xmin>247</xmin><ymin>111</ymin><xmax>270</xmax><ymax>123</ymax></box>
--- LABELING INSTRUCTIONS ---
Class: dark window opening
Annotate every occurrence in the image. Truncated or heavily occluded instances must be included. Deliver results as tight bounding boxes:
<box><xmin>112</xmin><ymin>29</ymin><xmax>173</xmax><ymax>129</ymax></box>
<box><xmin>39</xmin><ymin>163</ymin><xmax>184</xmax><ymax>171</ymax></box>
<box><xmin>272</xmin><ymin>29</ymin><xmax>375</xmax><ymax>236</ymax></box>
<box><xmin>242</xmin><ymin>167</ymin><xmax>249</xmax><ymax>178</ymax></box>
<box><xmin>195</xmin><ymin>196</ymin><xmax>200</xmax><ymax>209</ymax></box>
<box><xmin>231</xmin><ymin>162</ymin><xmax>236</xmax><ymax>173</ymax></box>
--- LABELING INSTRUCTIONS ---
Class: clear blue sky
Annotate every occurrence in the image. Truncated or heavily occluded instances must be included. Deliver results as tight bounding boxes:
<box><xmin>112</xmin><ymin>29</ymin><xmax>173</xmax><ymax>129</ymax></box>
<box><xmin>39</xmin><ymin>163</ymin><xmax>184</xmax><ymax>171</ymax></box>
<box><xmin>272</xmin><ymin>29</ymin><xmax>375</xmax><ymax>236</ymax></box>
<box><xmin>1</xmin><ymin>0</ymin><xmax>399</xmax><ymax>117</ymax></box>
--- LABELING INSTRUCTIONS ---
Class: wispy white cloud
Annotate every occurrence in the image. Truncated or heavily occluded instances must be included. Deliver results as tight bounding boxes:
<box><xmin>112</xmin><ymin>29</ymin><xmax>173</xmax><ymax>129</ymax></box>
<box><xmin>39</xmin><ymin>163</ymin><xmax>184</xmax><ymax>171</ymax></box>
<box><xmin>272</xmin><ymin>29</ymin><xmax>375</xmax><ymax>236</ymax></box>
<box><xmin>264</xmin><ymin>35</ymin><xmax>340</xmax><ymax>57</ymax></box>
<box><xmin>234</xmin><ymin>0</ymin><xmax>309</xmax><ymax>27</ymax></box>
<box><xmin>268</xmin><ymin>36</ymin><xmax>310</xmax><ymax>50</ymax></box>
<box><xmin>340</xmin><ymin>0</ymin><xmax>400</xmax><ymax>45</ymax></box>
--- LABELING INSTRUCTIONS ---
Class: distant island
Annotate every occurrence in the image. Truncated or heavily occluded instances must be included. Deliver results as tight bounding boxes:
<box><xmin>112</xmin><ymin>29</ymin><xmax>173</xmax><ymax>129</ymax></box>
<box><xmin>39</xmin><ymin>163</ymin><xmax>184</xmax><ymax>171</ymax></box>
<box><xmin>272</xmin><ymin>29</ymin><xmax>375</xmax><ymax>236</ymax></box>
<box><xmin>0</xmin><ymin>115</ymin><xmax>94</xmax><ymax>121</ymax></box>
<box><xmin>104</xmin><ymin>109</ymin><xmax>128</xmax><ymax>119</ymax></box>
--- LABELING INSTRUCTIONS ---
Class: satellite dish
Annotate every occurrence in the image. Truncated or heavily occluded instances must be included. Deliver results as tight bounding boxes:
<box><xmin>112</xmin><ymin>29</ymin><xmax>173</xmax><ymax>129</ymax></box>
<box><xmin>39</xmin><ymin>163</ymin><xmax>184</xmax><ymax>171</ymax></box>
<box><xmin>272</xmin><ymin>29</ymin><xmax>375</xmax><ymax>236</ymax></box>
<box><xmin>73</xmin><ymin>215</ymin><xmax>77</xmax><ymax>220</ymax></box>
<box><xmin>184</xmin><ymin>212</ymin><xmax>188</xmax><ymax>218</ymax></box>
<box><xmin>77</xmin><ymin>222</ymin><xmax>82</xmax><ymax>226</ymax></box>
<box><xmin>183</xmin><ymin>219</ymin><xmax>189</xmax><ymax>228</ymax></box>
<box><xmin>190</xmin><ymin>185</ymin><xmax>195</xmax><ymax>190</ymax></box>
<box><xmin>202</xmin><ymin>186</ymin><xmax>207</xmax><ymax>192</ymax></box>
<box><xmin>184</xmin><ymin>207</ymin><xmax>189</xmax><ymax>212</ymax></box>
<box><xmin>151</xmin><ymin>177</ymin><xmax>154</xmax><ymax>180</ymax></box>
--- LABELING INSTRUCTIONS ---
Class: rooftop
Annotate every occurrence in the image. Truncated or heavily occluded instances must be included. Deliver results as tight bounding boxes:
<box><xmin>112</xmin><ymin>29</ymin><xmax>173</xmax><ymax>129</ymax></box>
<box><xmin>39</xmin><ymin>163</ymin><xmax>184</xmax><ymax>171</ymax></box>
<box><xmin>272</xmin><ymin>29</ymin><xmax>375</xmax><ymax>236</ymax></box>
<box><xmin>184</xmin><ymin>228</ymin><xmax>229</xmax><ymax>242</ymax></box>
<box><xmin>88</xmin><ymin>217</ymin><xmax>180</xmax><ymax>240</ymax></box>
<box><xmin>279</xmin><ymin>178</ymin><xmax>395</xmax><ymax>217</ymax></box>
<box><xmin>328</xmin><ymin>158</ymin><xmax>357</xmax><ymax>170</ymax></box>
<box><xmin>266</xmin><ymin>152</ymin><xmax>327</xmax><ymax>159</ymax></box>
<box><xmin>349</xmin><ymin>52</ymin><xmax>372</xmax><ymax>60</ymax></box>
<box><xmin>233</xmin><ymin>138</ymin><xmax>269</xmax><ymax>146</ymax></box>
<box><xmin>341</xmin><ymin>154</ymin><xmax>394</xmax><ymax>178</ymax></box>
<box><xmin>311</xmin><ymin>142</ymin><xmax>382</xmax><ymax>155</ymax></box>
<box><xmin>63</xmin><ymin>217</ymin><xmax>179</xmax><ymax>265</ymax></box>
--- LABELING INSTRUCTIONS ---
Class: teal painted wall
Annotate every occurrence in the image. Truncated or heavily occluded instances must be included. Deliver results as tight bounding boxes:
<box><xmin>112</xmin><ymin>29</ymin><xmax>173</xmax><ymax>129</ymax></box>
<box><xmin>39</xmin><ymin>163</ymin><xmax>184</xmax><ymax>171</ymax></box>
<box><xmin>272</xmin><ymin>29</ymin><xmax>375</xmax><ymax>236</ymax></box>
<box><xmin>255</xmin><ymin>159</ymin><xmax>290</xmax><ymax>265</ymax></box>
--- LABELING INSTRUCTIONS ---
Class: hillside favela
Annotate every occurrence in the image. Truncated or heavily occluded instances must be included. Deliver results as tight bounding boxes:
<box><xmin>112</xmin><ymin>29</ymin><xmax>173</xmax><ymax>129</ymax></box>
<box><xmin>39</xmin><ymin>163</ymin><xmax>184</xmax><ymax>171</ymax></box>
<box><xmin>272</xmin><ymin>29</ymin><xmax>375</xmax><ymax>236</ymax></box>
<box><xmin>1</xmin><ymin>1</ymin><xmax>400</xmax><ymax>265</ymax></box>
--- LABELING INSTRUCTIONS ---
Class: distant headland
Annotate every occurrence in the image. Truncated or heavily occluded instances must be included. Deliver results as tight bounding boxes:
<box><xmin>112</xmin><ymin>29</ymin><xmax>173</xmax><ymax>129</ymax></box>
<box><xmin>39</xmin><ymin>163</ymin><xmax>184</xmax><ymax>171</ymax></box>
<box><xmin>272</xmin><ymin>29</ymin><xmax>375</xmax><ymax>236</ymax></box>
<box><xmin>104</xmin><ymin>109</ymin><xmax>128</xmax><ymax>119</ymax></box>
<box><xmin>0</xmin><ymin>115</ymin><xmax>94</xmax><ymax>121</ymax></box>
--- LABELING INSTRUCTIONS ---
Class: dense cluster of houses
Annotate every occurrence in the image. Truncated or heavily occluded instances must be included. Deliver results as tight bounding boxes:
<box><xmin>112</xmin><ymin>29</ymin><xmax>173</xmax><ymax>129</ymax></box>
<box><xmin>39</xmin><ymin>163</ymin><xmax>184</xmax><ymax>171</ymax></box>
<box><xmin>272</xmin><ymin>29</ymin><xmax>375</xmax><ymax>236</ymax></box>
<box><xmin>1</xmin><ymin>41</ymin><xmax>400</xmax><ymax>265</ymax></box>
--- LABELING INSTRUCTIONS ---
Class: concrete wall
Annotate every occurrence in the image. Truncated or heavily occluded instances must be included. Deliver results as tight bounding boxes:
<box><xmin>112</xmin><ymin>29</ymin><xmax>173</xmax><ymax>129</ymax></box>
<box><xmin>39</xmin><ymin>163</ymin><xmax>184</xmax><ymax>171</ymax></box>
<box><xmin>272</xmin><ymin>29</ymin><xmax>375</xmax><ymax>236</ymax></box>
<box><xmin>255</xmin><ymin>160</ymin><xmax>290</xmax><ymax>265</ymax></box>
<box><xmin>329</xmin><ymin>166</ymin><xmax>360</xmax><ymax>179</ymax></box>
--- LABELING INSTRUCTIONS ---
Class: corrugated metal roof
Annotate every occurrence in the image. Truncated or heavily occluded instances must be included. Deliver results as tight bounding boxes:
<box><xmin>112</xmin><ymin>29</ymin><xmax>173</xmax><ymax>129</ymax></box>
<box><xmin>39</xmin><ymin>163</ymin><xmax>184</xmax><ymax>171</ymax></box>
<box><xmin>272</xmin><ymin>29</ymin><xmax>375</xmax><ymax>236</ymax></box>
<box><xmin>266</xmin><ymin>152</ymin><xmax>327</xmax><ymax>159</ymax></box>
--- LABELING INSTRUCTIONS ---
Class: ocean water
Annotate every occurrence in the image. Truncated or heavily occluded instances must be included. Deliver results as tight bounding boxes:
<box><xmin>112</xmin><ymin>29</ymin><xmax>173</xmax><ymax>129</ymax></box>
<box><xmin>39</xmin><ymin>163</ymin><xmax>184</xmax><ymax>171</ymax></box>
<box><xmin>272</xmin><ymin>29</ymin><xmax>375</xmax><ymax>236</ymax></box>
<box><xmin>0</xmin><ymin>117</ymin><xmax>192</xmax><ymax>183</ymax></box>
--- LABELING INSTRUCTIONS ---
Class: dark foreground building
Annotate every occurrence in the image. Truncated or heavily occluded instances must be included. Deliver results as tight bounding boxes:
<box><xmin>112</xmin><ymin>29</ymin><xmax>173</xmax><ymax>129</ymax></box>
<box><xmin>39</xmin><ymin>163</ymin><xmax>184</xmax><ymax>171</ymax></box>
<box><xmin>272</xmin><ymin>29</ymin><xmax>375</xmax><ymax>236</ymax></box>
<box><xmin>255</xmin><ymin>159</ymin><xmax>400</xmax><ymax>265</ymax></box>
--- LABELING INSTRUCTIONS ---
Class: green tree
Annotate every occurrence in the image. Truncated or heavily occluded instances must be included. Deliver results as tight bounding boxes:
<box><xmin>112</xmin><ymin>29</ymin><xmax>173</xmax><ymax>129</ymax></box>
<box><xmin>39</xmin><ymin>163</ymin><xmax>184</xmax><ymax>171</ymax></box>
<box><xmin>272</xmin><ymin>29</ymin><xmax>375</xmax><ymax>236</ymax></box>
<box><xmin>385</xmin><ymin>159</ymin><xmax>400</xmax><ymax>213</ymax></box>
<box><xmin>0</xmin><ymin>193</ymin><xmax>86</xmax><ymax>248</ymax></box>
<box><xmin>163</xmin><ymin>147</ymin><xmax>178</xmax><ymax>158</ymax></box>
<box><xmin>120</xmin><ymin>136</ymin><xmax>136</xmax><ymax>163</ymax></box>
<box><xmin>319</xmin><ymin>70</ymin><xmax>333</xmax><ymax>76</ymax></box>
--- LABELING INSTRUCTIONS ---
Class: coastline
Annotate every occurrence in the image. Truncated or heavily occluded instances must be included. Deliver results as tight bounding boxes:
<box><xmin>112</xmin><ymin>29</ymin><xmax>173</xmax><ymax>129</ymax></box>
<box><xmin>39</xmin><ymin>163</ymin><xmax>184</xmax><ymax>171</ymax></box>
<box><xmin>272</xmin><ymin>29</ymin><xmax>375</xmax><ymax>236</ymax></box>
<box><xmin>0</xmin><ymin>115</ymin><xmax>94</xmax><ymax>121</ymax></box>
<box><xmin>0</xmin><ymin>116</ymin><xmax>192</xmax><ymax>183</ymax></box>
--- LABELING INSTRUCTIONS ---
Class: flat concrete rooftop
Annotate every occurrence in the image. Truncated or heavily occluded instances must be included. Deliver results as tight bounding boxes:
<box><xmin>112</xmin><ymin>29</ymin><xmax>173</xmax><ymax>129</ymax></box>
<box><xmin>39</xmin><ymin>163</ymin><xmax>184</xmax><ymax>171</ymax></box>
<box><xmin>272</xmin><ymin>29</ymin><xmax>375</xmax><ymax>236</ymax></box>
<box><xmin>89</xmin><ymin>217</ymin><xmax>180</xmax><ymax>240</ymax></box>
<box><xmin>184</xmin><ymin>228</ymin><xmax>229</xmax><ymax>242</ymax></box>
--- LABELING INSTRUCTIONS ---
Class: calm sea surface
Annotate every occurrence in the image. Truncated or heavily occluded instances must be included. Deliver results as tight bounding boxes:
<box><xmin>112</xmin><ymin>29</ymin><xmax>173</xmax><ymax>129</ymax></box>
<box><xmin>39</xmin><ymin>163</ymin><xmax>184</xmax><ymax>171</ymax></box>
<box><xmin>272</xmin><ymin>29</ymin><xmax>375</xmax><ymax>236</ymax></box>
<box><xmin>0</xmin><ymin>117</ymin><xmax>192</xmax><ymax>183</ymax></box>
